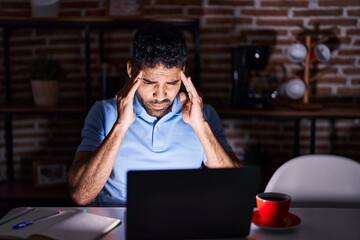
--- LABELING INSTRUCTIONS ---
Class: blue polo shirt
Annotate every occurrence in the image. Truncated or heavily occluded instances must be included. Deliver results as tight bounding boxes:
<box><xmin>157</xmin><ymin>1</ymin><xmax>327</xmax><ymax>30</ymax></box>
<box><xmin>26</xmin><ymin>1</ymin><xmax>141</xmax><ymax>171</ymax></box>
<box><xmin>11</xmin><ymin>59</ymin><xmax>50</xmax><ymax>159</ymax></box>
<box><xmin>77</xmin><ymin>95</ymin><xmax>233</xmax><ymax>206</ymax></box>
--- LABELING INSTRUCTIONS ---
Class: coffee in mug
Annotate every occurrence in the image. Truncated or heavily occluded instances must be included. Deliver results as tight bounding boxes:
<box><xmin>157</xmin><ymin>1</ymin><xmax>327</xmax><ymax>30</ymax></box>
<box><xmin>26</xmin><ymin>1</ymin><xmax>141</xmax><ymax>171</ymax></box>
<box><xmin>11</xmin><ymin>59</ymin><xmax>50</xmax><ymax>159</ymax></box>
<box><xmin>256</xmin><ymin>192</ymin><xmax>291</xmax><ymax>226</ymax></box>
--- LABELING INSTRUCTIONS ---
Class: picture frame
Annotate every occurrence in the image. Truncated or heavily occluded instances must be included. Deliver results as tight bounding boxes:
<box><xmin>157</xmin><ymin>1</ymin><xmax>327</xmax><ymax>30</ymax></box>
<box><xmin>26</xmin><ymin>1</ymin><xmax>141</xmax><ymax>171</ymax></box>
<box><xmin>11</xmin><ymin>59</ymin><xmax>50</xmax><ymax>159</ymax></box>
<box><xmin>32</xmin><ymin>160</ymin><xmax>69</xmax><ymax>188</ymax></box>
<box><xmin>106</xmin><ymin>0</ymin><xmax>142</xmax><ymax>17</ymax></box>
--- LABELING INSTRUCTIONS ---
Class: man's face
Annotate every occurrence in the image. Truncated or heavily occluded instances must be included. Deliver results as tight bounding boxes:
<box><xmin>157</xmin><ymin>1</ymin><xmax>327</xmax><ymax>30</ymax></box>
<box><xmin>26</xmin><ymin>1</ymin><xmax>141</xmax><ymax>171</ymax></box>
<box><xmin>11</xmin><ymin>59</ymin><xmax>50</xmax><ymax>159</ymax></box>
<box><xmin>136</xmin><ymin>64</ymin><xmax>182</xmax><ymax>118</ymax></box>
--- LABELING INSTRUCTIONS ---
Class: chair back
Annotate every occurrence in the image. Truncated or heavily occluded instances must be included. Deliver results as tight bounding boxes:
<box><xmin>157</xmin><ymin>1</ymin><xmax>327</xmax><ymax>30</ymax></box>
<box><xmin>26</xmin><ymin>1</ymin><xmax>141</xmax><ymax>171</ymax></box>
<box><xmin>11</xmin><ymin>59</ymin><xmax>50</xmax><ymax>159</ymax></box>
<box><xmin>265</xmin><ymin>154</ymin><xmax>360</xmax><ymax>207</ymax></box>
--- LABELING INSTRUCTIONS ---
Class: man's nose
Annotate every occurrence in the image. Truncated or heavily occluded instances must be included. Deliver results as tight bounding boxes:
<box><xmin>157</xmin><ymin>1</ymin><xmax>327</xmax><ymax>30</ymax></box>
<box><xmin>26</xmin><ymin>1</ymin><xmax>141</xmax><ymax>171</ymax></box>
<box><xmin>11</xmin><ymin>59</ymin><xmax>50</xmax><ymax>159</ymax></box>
<box><xmin>153</xmin><ymin>85</ymin><xmax>167</xmax><ymax>99</ymax></box>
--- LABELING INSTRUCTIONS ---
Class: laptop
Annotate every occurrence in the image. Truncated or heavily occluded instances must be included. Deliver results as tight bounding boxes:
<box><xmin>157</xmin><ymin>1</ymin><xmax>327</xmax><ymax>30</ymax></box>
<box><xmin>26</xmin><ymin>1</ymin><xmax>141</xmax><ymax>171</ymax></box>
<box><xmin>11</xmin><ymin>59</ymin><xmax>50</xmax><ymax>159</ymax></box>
<box><xmin>126</xmin><ymin>167</ymin><xmax>260</xmax><ymax>240</ymax></box>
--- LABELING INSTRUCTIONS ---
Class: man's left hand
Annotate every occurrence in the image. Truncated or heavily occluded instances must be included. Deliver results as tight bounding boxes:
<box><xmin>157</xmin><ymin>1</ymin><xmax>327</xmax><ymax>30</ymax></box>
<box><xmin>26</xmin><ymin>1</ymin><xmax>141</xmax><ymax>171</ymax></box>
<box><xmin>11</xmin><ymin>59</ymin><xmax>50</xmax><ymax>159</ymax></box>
<box><xmin>179</xmin><ymin>71</ymin><xmax>206</xmax><ymax>129</ymax></box>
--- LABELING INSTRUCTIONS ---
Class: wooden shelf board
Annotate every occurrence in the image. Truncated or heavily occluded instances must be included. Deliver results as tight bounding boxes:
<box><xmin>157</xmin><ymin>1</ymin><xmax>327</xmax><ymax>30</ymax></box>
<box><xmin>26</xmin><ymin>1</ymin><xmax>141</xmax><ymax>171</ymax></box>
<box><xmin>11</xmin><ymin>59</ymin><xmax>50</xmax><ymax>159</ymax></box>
<box><xmin>0</xmin><ymin>179</ymin><xmax>71</xmax><ymax>200</ymax></box>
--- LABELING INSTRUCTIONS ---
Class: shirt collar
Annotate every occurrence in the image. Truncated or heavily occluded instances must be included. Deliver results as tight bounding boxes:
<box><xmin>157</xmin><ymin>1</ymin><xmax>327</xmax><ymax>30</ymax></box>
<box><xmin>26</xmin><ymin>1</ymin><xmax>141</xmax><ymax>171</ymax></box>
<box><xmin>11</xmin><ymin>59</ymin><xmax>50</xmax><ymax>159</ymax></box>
<box><xmin>133</xmin><ymin>95</ymin><xmax>182</xmax><ymax>122</ymax></box>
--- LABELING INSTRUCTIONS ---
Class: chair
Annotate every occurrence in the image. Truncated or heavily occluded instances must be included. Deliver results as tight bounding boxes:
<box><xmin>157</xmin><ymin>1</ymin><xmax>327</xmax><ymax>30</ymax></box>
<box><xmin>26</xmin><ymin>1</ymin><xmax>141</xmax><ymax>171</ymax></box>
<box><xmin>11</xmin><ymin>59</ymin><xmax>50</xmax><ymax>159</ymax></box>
<box><xmin>265</xmin><ymin>154</ymin><xmax>360</xmax><ymax>208</ymax></box>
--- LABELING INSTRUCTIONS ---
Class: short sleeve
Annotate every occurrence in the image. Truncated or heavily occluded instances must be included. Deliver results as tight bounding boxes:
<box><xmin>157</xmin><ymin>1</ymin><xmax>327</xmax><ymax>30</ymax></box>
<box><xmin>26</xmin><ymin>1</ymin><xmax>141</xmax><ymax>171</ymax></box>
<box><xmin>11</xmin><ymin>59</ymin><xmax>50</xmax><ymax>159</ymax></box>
<box><xmin>76</xmin><ymin>101</ymin><xmax>107</xmax><ymax>152</ymax></box>
<box><xmin>203</xmin><ymin>104</ymin><xmax>233</xmax><ymax>153</ymax></box>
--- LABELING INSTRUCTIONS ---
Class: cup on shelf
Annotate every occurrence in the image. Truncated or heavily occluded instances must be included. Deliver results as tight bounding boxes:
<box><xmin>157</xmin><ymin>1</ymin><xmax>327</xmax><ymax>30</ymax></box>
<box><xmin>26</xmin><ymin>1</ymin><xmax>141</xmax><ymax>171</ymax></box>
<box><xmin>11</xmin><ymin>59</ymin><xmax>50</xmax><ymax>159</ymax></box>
<box><xmin>256</xmin><ymin>192</ymin><xmax>291</xmax><ymax>226</ymax></box>
<box><xmin>285</xmin><ymin>78</ymin><xmax>306</xmax><ymax>100</ymax></box>
<box><xmin>310</xmin><ymin>43</ymin><xmax>331</xmax><ymax>64</ymax></box>
<box><xmin>286</xmin><ymin>43</ymin><xmax>307</xmax><ymax>63</ymax></box>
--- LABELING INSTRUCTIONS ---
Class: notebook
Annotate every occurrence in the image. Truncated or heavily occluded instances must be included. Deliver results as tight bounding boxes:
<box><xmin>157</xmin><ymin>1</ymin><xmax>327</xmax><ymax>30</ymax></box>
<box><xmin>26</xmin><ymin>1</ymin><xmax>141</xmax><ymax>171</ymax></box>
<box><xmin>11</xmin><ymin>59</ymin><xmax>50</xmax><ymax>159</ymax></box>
<box><xmin>0</xmin><ymin>208</ymin><xmax>121</xmax><ymax>240</ymax></box>
<box><xmin>126</xmin><ymin>167</ymin><xmax>260</xmax><ymax>240</ymax></box>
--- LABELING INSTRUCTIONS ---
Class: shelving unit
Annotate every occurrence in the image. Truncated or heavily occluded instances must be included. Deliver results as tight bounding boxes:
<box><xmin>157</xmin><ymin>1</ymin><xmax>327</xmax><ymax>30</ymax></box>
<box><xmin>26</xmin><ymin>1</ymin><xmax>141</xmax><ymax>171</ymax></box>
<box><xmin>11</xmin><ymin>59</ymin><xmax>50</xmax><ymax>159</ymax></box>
<box><xmin>0</xmin><ymin>17</ymin><xmax>201</xmax><ymax>181</ymax></box>
<box><xmin>216</xmin><ymin>104</ymin><xmax>360</xmax><ymax>157</ymax></box>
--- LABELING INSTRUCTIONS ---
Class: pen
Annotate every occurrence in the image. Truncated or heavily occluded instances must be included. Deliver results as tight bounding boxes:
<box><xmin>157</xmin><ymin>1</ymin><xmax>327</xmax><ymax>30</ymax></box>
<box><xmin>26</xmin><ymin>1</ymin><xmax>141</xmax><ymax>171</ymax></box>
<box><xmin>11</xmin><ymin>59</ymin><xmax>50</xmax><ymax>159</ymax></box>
<box><xmin>12</xmin><ymin>210</ymin><xmax>64</xmax><ymax>230</ymax></box>
<box><xmin>0</xmin><ymin>207</ymin><xmax>35</xmax><ymax>226</ymax></box>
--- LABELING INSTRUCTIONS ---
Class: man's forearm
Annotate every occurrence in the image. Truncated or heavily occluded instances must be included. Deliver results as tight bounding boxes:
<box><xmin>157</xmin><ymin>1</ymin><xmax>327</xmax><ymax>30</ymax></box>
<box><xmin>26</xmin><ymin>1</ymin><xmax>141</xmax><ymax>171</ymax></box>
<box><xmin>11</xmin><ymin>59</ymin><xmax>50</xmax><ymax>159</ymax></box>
<box><xmin>68</xmin><ymin>122</ymin><xmax>128</xmax><ymax>205</ymax></box>
<box><xmin>192</xmin><ymin>121</ymin><xmax>240</xmax><ymax>168</ymax></box>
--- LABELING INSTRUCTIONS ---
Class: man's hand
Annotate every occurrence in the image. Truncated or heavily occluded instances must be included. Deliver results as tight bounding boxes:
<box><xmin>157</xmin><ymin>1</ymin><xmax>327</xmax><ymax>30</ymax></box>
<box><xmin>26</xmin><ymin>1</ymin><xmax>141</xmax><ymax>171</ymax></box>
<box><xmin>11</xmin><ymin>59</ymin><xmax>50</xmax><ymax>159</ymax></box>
<box><xmin>179</xmin><ymin>71</ymin><xmax>206</xmax><ymax>129</ymax></box>
<box><xmin>115</xmin><ymin>71</ymin><xmax>142</xmax><ymax>129</ymax></box>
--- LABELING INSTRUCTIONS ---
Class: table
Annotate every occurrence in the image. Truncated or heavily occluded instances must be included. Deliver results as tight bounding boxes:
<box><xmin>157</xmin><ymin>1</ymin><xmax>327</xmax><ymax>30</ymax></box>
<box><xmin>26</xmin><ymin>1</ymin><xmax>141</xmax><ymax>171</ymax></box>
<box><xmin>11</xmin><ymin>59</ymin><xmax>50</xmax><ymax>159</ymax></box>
<box><xmin>2</xmin><ymin>207</ymin><xmax>360</xmax><ymax>240</ymax></box>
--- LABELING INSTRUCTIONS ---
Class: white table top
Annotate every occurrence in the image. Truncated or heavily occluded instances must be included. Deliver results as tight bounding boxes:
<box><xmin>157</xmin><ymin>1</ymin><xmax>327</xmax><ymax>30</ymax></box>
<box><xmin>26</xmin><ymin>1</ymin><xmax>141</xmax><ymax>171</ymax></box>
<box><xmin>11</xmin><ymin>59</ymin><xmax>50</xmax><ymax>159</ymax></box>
<box><xmin>3</xmin><ymin>207</ymin><xmax>360</xmax><ymax>240</ymax></box>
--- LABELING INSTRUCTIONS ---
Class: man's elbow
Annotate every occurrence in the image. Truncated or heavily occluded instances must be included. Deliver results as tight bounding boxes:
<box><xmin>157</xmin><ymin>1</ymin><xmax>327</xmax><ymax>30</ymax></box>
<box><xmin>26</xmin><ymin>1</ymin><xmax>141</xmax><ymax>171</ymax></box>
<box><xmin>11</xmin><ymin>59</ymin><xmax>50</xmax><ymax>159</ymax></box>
<box><xmin>68</xmin><ymin>182</ymin><xmax>94</xmax><ymax>206</ymax></box>
<box><xmin>70</xmin><ymin>189</ymin><xmax>94</xmax><ymax>206</ymax></box>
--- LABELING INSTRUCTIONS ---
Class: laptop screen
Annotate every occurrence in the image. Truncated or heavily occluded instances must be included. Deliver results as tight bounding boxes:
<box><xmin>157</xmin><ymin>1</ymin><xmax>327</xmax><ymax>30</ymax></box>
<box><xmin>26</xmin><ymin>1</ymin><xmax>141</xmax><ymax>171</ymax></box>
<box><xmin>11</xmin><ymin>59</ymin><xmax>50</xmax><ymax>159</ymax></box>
<box><xmin>126</xmin><ymin>167</ymin><xmax>260</xmax><ymax>240</ymax></box>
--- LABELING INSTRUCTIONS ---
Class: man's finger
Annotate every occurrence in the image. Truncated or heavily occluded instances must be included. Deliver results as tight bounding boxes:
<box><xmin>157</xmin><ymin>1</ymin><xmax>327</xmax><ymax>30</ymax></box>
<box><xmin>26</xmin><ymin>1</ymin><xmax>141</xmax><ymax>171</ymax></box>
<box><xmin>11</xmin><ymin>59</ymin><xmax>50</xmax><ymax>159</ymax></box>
<box><xmin>127</xmin><ymin>71</ymin><xmax>143</xmax><ymax>97</ymax></box>
<box><xmin>181</xmin><ymin>71</ymin><xmax>198</xmax><ymax>98</ymax></box>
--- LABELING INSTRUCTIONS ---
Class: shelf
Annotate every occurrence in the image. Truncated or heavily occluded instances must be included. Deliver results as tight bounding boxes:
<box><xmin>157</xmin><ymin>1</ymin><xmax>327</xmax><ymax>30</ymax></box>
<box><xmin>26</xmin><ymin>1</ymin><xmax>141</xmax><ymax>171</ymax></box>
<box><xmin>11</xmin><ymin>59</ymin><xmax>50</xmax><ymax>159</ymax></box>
<box><xmin>214</xmin><ymin>103</ymin><xmax>360</xmax><ymax>158</ymax></box>
<box><xmin>214</xmin><ymin>96</ymin><xmax>360</xmax><ymax>119</ymax></box>
<box><xmin>0</xmin><ymin>105</ymin><xmax>87</xmax><ymax>115</ymax></box>
<box><xmin>216</xmin><ymin>106</ymin><xmax>360</xmax><ymax>119</ymax></box>
<box><xmin>0</xmin><ymin>16</ymin><xmax>199</xmax><ymax>27</ymax></box>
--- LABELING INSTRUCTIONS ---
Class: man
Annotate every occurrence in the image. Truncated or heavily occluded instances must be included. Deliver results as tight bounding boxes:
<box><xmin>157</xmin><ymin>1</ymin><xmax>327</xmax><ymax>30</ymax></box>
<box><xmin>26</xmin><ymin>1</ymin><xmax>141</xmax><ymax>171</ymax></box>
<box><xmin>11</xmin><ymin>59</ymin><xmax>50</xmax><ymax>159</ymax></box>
<box><xmin>68</xmin><ymin>22</ymin><xmax>241</xmax><ymax>207</ymax></box>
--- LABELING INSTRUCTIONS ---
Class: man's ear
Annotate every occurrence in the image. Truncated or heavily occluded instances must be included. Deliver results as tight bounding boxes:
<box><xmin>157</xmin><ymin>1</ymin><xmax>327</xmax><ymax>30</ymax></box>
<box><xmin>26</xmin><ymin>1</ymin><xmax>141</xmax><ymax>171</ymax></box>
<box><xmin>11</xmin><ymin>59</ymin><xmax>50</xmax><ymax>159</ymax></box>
<box><xmin>127</xmin><ymin>60</ymin><xmax>134</xmax><ymax>78</ymax></box>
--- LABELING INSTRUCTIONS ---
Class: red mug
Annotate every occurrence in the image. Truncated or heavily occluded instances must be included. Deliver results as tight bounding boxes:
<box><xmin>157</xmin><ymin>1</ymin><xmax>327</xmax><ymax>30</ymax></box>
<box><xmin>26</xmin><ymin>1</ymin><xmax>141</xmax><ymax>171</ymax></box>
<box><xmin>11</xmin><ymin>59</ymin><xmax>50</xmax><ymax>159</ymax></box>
<box><xmin>256</xmin><ymin>192</ymin><xmax>291</xmax><ymax>226</ymax></box>
<box><xmin>310</xmin><ymin>43</ymin><xmax>331</xmax><ymax>64</ymax></box>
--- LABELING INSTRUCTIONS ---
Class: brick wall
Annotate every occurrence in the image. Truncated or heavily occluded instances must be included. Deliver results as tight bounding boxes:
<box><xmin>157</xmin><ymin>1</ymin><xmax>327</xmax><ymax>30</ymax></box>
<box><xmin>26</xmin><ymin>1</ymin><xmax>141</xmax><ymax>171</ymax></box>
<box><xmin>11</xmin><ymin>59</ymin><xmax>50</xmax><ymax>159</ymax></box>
<box><xmin>0</xmin><ymin>0</ymin><xmax>359</xmax><ymax>181</ymax></box>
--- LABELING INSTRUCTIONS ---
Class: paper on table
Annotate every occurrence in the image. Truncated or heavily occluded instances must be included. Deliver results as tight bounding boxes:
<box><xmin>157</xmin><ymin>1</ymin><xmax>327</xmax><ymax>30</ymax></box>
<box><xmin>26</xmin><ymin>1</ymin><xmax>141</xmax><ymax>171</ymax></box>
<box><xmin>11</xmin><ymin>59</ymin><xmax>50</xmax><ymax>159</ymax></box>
<box><xmin>0</xmin><ymin>209</ymin><xmax>121</xmax><ymax>240</ymax></box>
<box><xmin>0</xmin><ymin>207</ymin><xmax>35</xmax><ymax>226</ymax></box>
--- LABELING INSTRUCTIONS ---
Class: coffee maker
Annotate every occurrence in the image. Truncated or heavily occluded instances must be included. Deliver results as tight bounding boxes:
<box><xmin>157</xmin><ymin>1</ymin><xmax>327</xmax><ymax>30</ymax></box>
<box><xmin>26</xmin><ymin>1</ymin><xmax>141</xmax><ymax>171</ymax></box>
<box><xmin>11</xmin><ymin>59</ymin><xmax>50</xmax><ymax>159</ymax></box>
<box><xmin>231</xmin><ymin>46</ymin><xmax>272</xmax><ymax>109</ymax></box>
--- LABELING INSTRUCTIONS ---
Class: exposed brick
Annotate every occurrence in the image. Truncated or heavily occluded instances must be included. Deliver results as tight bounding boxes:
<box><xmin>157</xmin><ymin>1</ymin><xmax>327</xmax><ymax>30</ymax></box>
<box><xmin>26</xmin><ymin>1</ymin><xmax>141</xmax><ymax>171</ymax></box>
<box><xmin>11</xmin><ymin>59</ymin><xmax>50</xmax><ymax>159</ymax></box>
<box><xmin>189</xmin><ymin>8</ymin><xmax>234</xmax><ymax>15</ymax></box>
<box><xmin>208</xmin><ymin>0</ymin><xmax>253</xmax><ymax>7</ymax></box>
<box><xmin>49</xmin><ymin>38</ymin><xmax>84</xmax><ymax>45</ymax></box>
<box><xmin>242</xmin><ymin>28</ymin><xmax>288</xmax><ymax>36</ymax></box>
<box><xmin>201</xmin><ymin>26</ymin><xmax>234</xmax><ymax>34</ymax></box>
<box><xmin>337</xmin><ymin>87</ymin><xmax>360</xmax><ymax>95</ymax></box>
<box><xmin>347</xmin><ymin>9</ymin><xmax>360</xmax><ymax>16</ymax></box>
<box><xmin>331</xmin><ymin>58</ymin><xmax>356</xmax><ymax>65</ymax></box>
<box><xmin>241</xmin><ymin>9</ymin><xmax>288</xmax><ymax>17</ymax></box>
<box><xmin>354</xmin><ymin>39</ymin><xmax>360</xmax><ymax>46</ymax></box>
<box><xmin>85</xmin><ymin>10</ymin><xmax>106</xmax><ymax>17</ymax></box>
<box><xmin>309</xmin><ymin>18</ymin><xmax>358</xmax><ymax>26</ymax></box>
<box><xmin>206</xmin><ymin>17</ymin><xmax>252</xmax><ymax>25</ymax></box>
<box><xmin>143</xmin><ymin>7</ymin><xmax>183</xmax><ymax>15</ymax></box>
<box><xmin>0</xmin><ymin>1</ymin><xmax>30</xmax><ymax>9</ymax></box>
<box><xmin>261</xmin><ymin>0</ymin><xmax>308</xmax><ymax>7</ymax></box>
<box><xmin>202</xmin><ymin>35</ymin><xmax>238</xmax><ymax>44</ymax></box>
<box><xmin>256</xmin><ymin>19</ymin><xmax>303</xmax><ymax>26</ymax></box>
<box><xmin>61</xmin><ymin>1</ymin><xmax>98</xmax><ymax>9</ymax></box>
<box><xmin>314</xmin><ymin>87</ymin><xmax>332</xmax><ymax>95</ymax></box>
<box><xmin>156</xmin><ymin>0</ymin><xmax>201</xmax><ymax>5</ymax></box>
<box><xmin>35</xmin><ymin>47</ymin><xmax>82</xmax><ymax>56</ymax></box>
<box><xmin>347</xmin><ymin>28</ymin><xmax>360</xmax><ymax>35</ymax></box>
<box><xmin>352</xmin><ymin>79</ymin><xmax>360</xmax><ymax>85</ymax></box>
<box><xmin>318</xmin><ymin>0</ymin><xmax>360</xmax><ymax>7</ymax></box>
<box><xmin>316</xmin><ymin>77</ymin><xmax>347</xmax><ymax>84</ymax></box>
<box><xmin>34</xmin><ymin>29</ymin><xmax>83</xmax><ymax>36</ymax></box>
<box><xmin>294</xmin><ymin>9</ymin><xmax>343</xmax><ymax>17</ymax></box>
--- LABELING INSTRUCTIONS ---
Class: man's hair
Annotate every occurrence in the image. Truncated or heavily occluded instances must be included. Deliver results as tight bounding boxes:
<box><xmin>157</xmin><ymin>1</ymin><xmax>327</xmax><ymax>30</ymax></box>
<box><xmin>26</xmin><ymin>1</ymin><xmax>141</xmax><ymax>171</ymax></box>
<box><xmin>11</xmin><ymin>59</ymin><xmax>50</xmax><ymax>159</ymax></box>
<box><xmin>132</xmin><ymin>22</ymin><xmax>188</xmax><ymax>72</ymax></box>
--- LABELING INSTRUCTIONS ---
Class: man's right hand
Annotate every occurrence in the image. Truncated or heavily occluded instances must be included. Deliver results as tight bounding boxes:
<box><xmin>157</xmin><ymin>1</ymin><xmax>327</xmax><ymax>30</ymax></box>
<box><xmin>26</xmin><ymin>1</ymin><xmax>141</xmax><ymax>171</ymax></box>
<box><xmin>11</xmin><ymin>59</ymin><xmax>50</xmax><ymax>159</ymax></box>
<box><xmin>115</xmin><ymin>71</ymin><xmax>142</xmax><ymax>129</ymax></box>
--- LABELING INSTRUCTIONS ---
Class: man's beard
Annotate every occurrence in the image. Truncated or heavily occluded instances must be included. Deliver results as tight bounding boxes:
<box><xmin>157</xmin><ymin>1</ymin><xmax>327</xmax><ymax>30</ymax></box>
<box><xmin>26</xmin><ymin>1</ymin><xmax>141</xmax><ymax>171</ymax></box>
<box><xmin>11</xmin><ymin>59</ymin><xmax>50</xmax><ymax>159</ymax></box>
<box><xmin>136</xmin><ymin>93</ymin><xmax>172</xmax><ymax>118</ymax></box>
